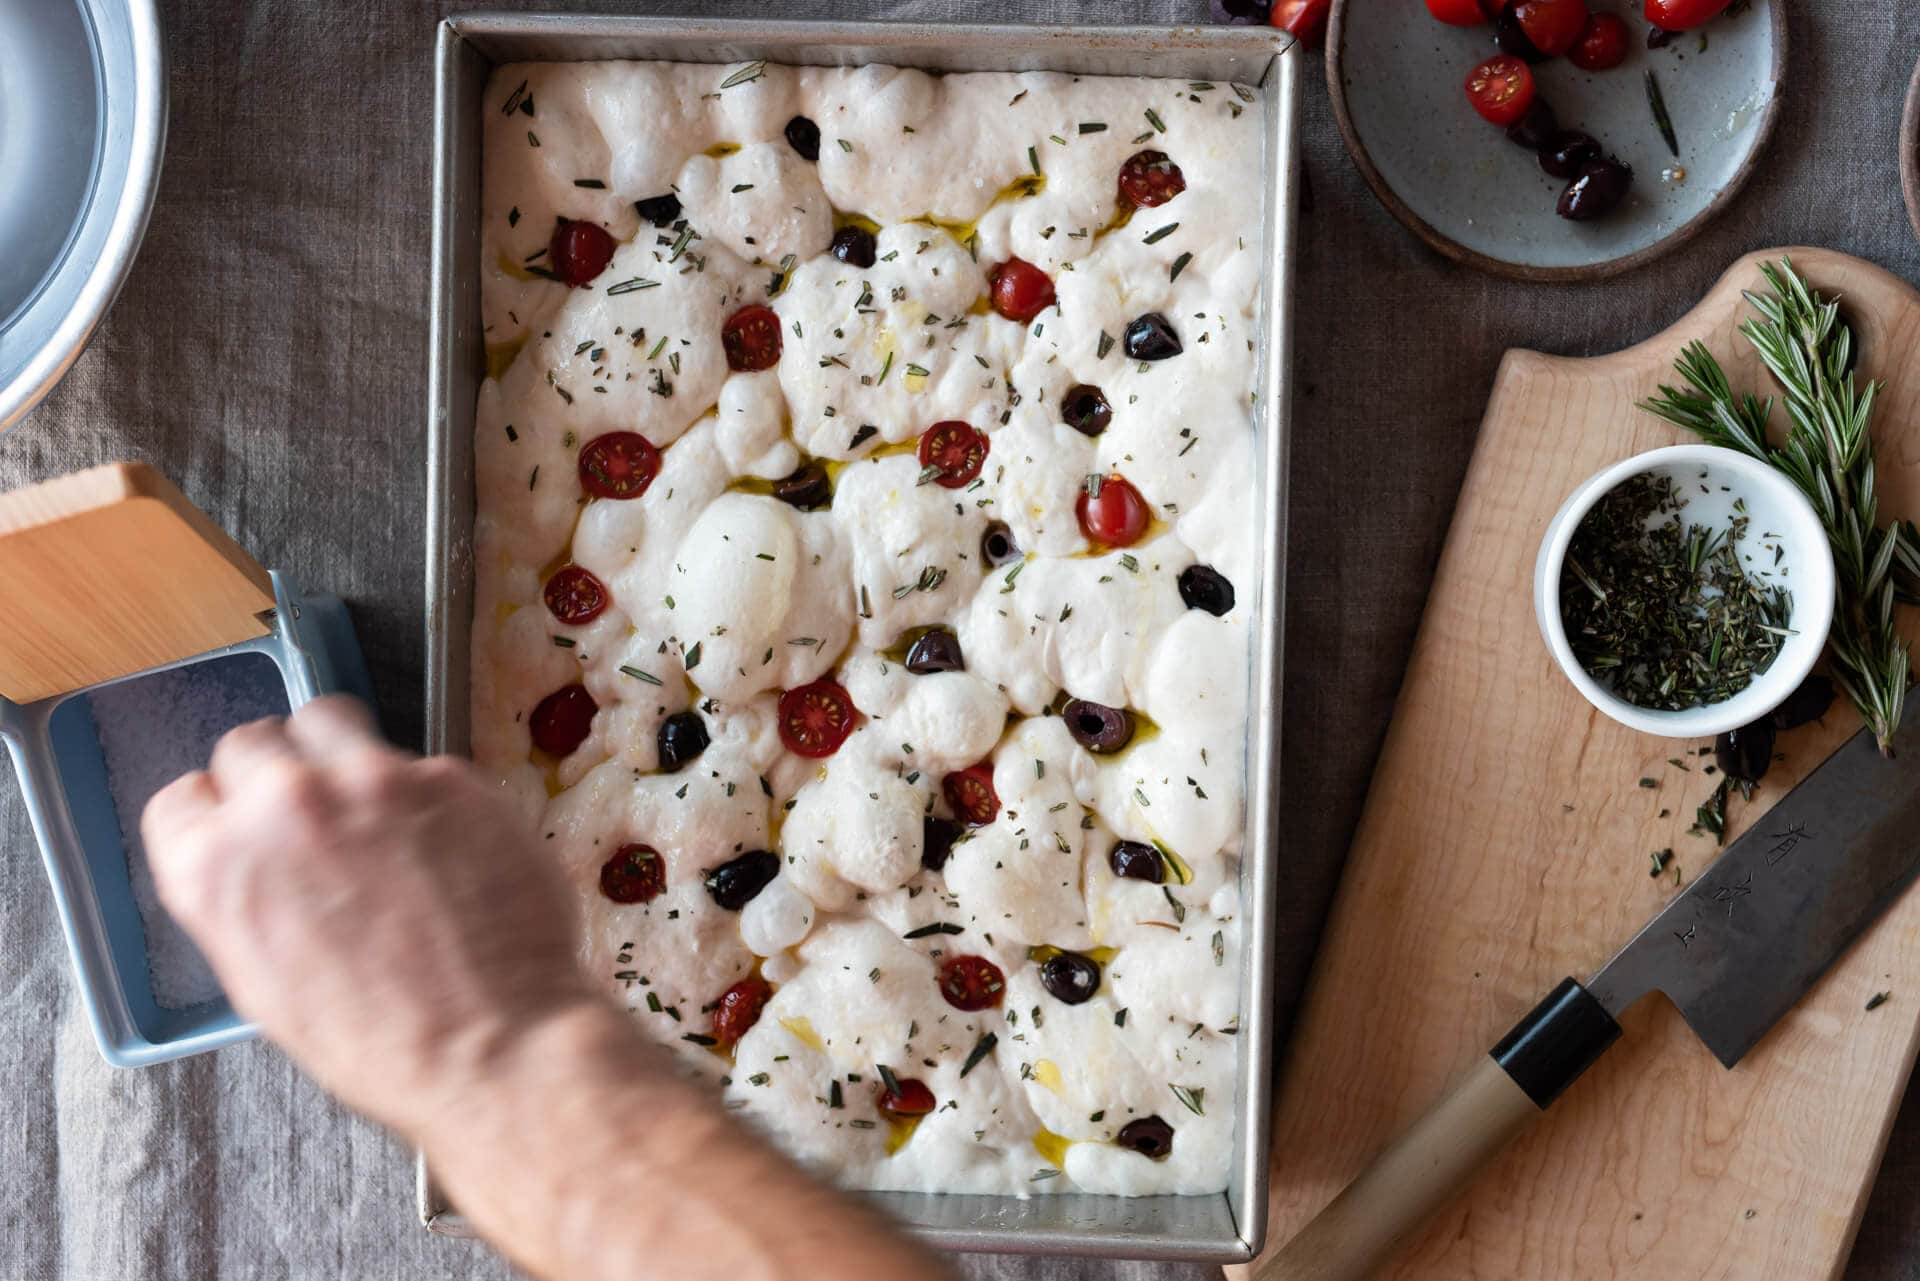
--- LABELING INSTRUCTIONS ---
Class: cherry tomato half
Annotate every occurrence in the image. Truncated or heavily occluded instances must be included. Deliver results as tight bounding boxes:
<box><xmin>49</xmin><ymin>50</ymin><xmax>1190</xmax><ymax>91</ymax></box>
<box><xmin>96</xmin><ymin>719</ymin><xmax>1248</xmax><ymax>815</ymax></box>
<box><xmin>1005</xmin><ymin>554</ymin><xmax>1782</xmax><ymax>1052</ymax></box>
<box><xmin>530</xmin><ymin>683</ymin><xmax>597</xmax><ymax>757</ymax></box>
<box><xmin>938</xmin><ymin>955</ymin><xmax>1007</xmax><ymax>1012</ymax></box>
<box><xmin>544</xmin><ymin>564</ymin><xmax>609</xmax><ymax>625</ymax></box>
<box><xmin>1464</xmin><ymin>55</ymin><xmax>1536</xmax><ymax>128</ymax></box>
<box><xmin>722</xmin><ymin>304</ymin><xmax>784</xmax><ymax>371</ymax></box>
<box><xmin>777</xmin><ymin>679</ymin><xmax>858</xmax><ymax>758</ymax></box>
<box><xmin>943</xmin><ymin>763</ymin><xmax>1000</xmax><ymax>828</ymax></box>
<box><xmin>1076</xmin><ymin>474</ymin><xmax>1151</xmax><ymax>548</ymax></box>
<box><xmin>1424</xmin><ymin>0</ymin><xmax>1491</xmax><ymax>23</ymax></box>
<box><xmin>710</xmin><ymin>976</ymin><xmax>772</xmax><ymax>1046</ymax></box>
<box><xmin>1569</xmin><ymin>11</ymin><xmax>1631</xmax><ymax>68</ymax></box>
<box><xmin>1117</xmin><ymin>150</ymin><xmax>1189</xmax><ymax>208</ymax></box>
<box><xmin>1644</xmin><ymin>0</ymin><xmax>1731</xmax><ymax>30</ymax></box>
<box><xmin>877</xmin><ymin>1075</ymin><xmax>937</xmax><ymax>1117</ymax></box>
<box><xmin>917</xmin><ymin>420</ymin><xmax>989</xmax><ymax>489</ymax></box>
<box><xmin>988</xmin><ymin>258</ymin><xmax>1055</xmax><ymax>324</ymax></box>
<box><xmin>577</xmin><ymin>431</ymin><xmax>661</xmax><ymax>501</ymax></box>
<box><xmin>1269</xmin><ymin>0</ymin><xmax>1330</xmax><ymax>44</ymax></box>
<box><xmin>549</xmin><ymin>218</ymin><xmax>615</xmax><ymax>287</ymax></box>
<box><xmin>1513</xmin><ymin>0</ymin><xmax>1589</xmax><ymax>57</ymax></box>
<box><xmin>599</xmin><ymin>843</ymin><xmax>666</xmax><ymax>904</ymax></box>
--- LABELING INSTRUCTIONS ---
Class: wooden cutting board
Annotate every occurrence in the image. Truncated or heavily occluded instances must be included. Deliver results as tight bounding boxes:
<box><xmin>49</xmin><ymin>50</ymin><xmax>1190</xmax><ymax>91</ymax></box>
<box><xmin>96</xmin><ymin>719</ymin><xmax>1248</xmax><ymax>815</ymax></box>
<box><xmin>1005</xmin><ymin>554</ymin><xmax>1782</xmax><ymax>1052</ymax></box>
<box><xmin>1235</xmin><ymin>248</ymin><xmax>1920</xmax><ymax>1281</ymax></box>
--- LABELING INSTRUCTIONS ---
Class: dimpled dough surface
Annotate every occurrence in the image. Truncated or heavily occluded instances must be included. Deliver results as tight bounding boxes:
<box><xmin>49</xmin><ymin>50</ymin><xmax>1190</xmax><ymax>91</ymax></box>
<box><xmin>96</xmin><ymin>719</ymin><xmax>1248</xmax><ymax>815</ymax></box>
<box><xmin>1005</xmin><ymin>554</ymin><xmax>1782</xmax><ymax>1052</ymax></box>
<box><xmin>474</xmin><ymin>57</ymin><xmax>1261</xmax><ymax>1197</ymax></box>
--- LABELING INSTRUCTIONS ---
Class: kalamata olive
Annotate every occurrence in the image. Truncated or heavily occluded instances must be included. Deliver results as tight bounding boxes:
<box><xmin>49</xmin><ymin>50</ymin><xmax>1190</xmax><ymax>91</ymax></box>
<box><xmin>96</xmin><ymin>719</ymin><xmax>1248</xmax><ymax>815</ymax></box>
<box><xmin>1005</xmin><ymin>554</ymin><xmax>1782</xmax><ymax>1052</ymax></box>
<box><xmin>1539</xmin><ymin>131</ymin><xmax>1601</xmax><ymax>179</ymax></box>
<box><xmin>1505</xmin><ymin>98</ymin><xmax>1559</xmax><ymax>151</ymax></box>
<box><xmin>1557</xmin><ymin>157</ymin><xmax>1633</xmax><ymax>221</ymax></box>
<box><xmin>1063</xmin><ymin>699</ymin><xmax>1135</xmax><ymax>754</ymax></box>
<box><xmin>922</xmin><ymin>816</ymin><xmax>963</xmax><ymax>872</ymax></box>
<box><xmin>784</xmin><ymin>115</ymin><xmax>821</xmax><ymax>161</ymax></box>
<box><xmin>704</xmin><ymin>849</ymin><xmax>780</xmax><ymax>911</ymax></box>
<box><xmin>1494</xmin><ymin>5</ymin><xmax>1548</xmax><ymax>61</ymax></box>
<box><xmin>657</xmin><ymin>711</ymin><xmax>709</xmax><ymax>772</ymax></box>
<box><xmin>772</xmin><ymin>460</ymin><xmax>832</xmax><ymax>510</ymax></box>
<box><xmin>1770</xmin><ymin>673</ymin><xmax>1836</xmax><ymax>731</ymax></box>
<box><xmin>981</xmin><ymin>521</ymin><xmax>1021</xmax><ymax>567</ymax></box>
<box><xmin>1716</xmin><ymin>718</ymin><xmax>1777</xmax><ymax>786</ymax></box>
<box><xmin>905</xmin><ymin>629</ymin><xmax>965</xmax><ymax>674</ymax></box>
<box><xmin>830</xmin><ymin>225</ymin><xmax>877</xmax><ymax>268</ymax></box>
<box><xmin>1062</xmin><ymin>384</ymin><xmax>1113</xmax><ymax>436</ymax></box>
<box><xmin>1109</xmin><ymin>840</ymin><xmax>1166</xmax><ymax>883</ymax></box>
<box><xmin>1207</xmin><ymin>0</ymin><xmax>1270</xmax><ymax>23</ymax></box>
<box><xmin>634</xmin><ymin>193</ymin><xmax>682</xmax><ymax>226</ymax></box>
<box><xmin>1646</xmin><ymin>23</ymin><xmax>1673</xmax><ymax>48</ymax></box>
<box><xmin>1122</xmin><ymin>313</ymin><xmax>1182</xmax><ymax>361</ymax></box>
<box><xmin>1039</xmin><ymin>950</ymin><xmax>1102</xmax><ymax>1005</ymax></box>
<box><xmin>1115</xmin><ymin>1115</ymin><xmax>1175</xmax><ymax>1159</ymax></box>
<box><xmin>1178</xmin><ymin>564</ymin><xmax>1235</xmax><ymax>616</ymax></box>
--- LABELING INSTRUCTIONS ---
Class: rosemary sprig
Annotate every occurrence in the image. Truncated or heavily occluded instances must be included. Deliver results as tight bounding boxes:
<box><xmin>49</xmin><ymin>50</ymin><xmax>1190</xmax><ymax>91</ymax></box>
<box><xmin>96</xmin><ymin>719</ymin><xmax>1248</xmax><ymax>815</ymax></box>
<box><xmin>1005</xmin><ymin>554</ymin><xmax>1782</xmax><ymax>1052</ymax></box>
<box><xmin>1641</xmin><ymin>258</ymin><xmax>1920</xmax><ymax>754</ymax></box>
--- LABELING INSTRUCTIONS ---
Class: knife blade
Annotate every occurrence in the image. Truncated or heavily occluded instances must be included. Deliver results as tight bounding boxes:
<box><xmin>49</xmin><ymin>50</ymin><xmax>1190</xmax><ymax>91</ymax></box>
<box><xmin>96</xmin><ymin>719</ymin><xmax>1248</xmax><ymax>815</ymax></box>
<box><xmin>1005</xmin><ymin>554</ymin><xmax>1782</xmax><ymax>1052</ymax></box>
<box><xmin>1257</xmin><ymin>701</ymin><xmax>1920</xmax><ymax>1281</ymax></box>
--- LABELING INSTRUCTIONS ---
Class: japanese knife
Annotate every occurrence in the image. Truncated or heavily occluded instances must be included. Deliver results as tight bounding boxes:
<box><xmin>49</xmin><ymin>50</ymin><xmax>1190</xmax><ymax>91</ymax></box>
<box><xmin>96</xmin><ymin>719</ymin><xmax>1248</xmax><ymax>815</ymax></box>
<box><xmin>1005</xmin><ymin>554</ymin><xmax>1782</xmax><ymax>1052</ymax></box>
<box><xmin>1259</xmin><ymin>701</ymin><xmax>1920</xmax><ymax>1281</ymax></box>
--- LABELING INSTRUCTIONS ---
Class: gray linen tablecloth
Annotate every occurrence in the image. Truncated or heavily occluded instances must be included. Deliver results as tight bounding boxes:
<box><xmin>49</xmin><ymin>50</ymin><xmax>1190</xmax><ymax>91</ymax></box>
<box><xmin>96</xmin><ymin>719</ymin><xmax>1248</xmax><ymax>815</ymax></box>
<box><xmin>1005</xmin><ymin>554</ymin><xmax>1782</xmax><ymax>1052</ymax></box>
<box><xmin>4</xmin><ymin>1</ymin><xmax>1917</xmax><ymax>1277</ymax></box>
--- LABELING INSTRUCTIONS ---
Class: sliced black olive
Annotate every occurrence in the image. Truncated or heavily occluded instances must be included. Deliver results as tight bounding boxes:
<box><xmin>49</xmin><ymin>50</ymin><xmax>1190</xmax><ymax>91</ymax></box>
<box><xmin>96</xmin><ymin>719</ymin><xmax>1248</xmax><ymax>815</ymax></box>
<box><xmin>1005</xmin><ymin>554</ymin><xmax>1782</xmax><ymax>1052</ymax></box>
<box><xmin>1039</xmin><ymin>951</ymin><xmax>1101</xmax><ymax>1005</ymax></box>
<box><xmin>784</xmin><ymin>114</ymin><xmax>821</xmax><ymax>162</ymax></box>
<box><xmin>1178</xmin><ymin>564</ymin><xmax>1235</xmax><ymax>617</ymax></box>
<box><xmin>1206</xmin><ymin>0</ymin><xmax>1269</xmax><ymax>24</ymax></box>
<box><xmin>1716</xmin><ymin>718</ymin><xmax>1777</xmax><ymax>786</ymax></box>
<box><xmin>1539</xmin><ymin>131</ymin><xmax>1601</xmax><ymax>180</ymax></box>
<box><xmin>1494</xmin><ymin>4</ymin><xmax>1548</xmax><ymax>61</ymax></box>
<box><xmin>921</xmin><ymin>816</ymin><xmax>963</xmax><ymax>873</ymax></box>
<box><xmin>1557</xmin><ymin>157</ymin><xmax>1633</xmax><ymax>222</ymax></box>
<box><xmin>1770</xmin><ymin>673</ymin><xmax>1836</xmax><ymax>731</ymax></box>
<box><xmin>1505</xmin><ymin>98</ymin><xmax>1559</xmax><ymax>152</ymax></box>
<box><xmin>981</xmin><ymin>521</ymin><xmax>1022</xmax><ymax>568</ymax></box>
<box><xmin>1062</xmin><ymin>384</ymin><xmax>1113</xmax><ymax>436</ymax></box>
<box><xmin>634</xmin><ymin>193</ymin><xmax>682</xmax><ymax>226</ymax></box>
<box><xmin>772</xmin><ymin>460</ymin><xmax>832</xmax><ymax>510</ymax></box>
<box><xmin>1115</xmin><ymin>1115</ymin><xmax>1174</xmax><ymax>1159</ymax></box>
<box><xmin>657</xmin><ymin>711</ymin><xmax>709</xmax><ymax>772</ymax></box>
<box><xmin>704</xmin><ymin>849</ymin><xmax>779</xmax><ymax>910</ymax></box>
<box><xmin>905</xmin><ymin>629</ymin><xmax>965</xmax><ymax>674</ymax></box>
<box><xmin>830</xmin><ymin>225</ymin><xmax>877</xmax><ymax>268</ymax></box>
<box><xmin>1123</xmin><ymin>313</ymin><xmax>1182</xmax><ymax>362</ymax></box>
<box><xmin>1063</xmin><ymin>699</ymin><xmax>1135</xmax><ymax>754</ymax></box>
<box><xmin>1108</xmin><ymin>840</ymin><xmax>1165</xmax><ymax>884</ymax></box>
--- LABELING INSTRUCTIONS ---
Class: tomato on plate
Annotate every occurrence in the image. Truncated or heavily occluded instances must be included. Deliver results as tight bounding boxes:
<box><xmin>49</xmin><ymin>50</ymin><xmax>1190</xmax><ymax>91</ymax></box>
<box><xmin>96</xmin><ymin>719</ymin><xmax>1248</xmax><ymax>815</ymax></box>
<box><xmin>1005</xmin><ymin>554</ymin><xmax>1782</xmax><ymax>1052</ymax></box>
<box><xmin>1076</xmin><ymin>473</ymin><xmax>1151</xmax><ymax>548</ymax></box>
<box><xmin>1269</xmin><ymin>0</ymin><xmax>1330</xmax><ymax>45</ymax></box>
<box><xmin>1464</xmin><ymin>55</ymin><xmax>1536</xmax><ymax>127</ymax></box>
<box><xmin>777</xmin><ymin>679</ymin><xmax>858</xmax><ymax>757</ymax></box>
<box><xmin>1645</xmin><ymin>0</ymin><xmax>1731</xmax><ymax>30</ymax></box>
<box><xmin>577</xmin><ymin>431</ymin><xmax>661</xmax><ymax>501</ymax></box>
<box><xmin>876</xmin><ymin>1073</ymin><xmax>937</xmax><ymax>1117</ymax></box>
<box><xmin>549</xmin><ymin>218</ymin><xmax>615</xmax><ymax>287</ymax></box>
<box><xmin>1569</xmin><ymin>11</ymin><xmax>1631</xmax><ymax>68</ymax></box>
<box><xmin>1512</xmin><ymin>0</ymin><xmax>1589</xmax><ymax>57</ymax></box>
<box><xmin>917</xmin><ymin>420</ymin><xmax>989</xmax><ymax>489</ymax></box>
<box><xmin>544</xmin><ymin>564</ymin><xmax>609</xmax><ymax>624</ymax></box>
<box><xmin>530</xmin><ymin>683</ymin><xmax>597</xmax><ymax>757</ymax></box>
<box><xmin>722</xmin><ymin>304</ymin><xmax>784</xmax><ymax>371</ymax></box>
<box><xmin>1424</xmin><ymin>0</ymin><xmax>1491</xmax><ymax>23</ymax></box>
<box><xmin>599</xmin><ymin>843</ymin><xmax>666</xmax><ymax>904</ymax></box>
<box><xmin>943</xmin><ymin>763</ymin><xmax>1000</xmax><ymax>828</ymax></box>
<box><xmin>937</xmin><ymin>955</ymin><xmax>1007</xmax><ymax>1012</ymax></box>
<box><xmin>988</xmin><ymin>258</ymin><xmax>1055</xmax><ymax>323</ymax></box>
<box><xmin>710</xmin><ymin>976</ymin><xmax>772</xmax><ymax>1046</ymax></box>
<box><xmin>1117</xmin><ymin>150</ymin><xmax>1188</xmax><ymax>208</ymax></box>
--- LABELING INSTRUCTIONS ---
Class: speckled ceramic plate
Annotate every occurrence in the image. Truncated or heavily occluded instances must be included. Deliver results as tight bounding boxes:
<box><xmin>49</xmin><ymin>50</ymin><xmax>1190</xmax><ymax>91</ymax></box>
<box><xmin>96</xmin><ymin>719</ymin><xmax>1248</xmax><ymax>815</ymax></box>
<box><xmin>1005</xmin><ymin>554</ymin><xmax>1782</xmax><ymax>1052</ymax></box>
<box><xmin>1328</xmin><ymin>0</ymin><xmax>1784</xmax><ymax>281</ymax></box>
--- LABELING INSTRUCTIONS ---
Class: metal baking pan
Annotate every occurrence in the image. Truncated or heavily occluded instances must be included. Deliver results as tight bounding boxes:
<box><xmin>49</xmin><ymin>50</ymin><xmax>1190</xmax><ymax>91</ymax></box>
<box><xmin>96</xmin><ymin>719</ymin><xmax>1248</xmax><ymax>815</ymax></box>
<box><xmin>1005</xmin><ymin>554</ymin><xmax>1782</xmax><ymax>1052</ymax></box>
<box><xmin>423</xmin><ymin>12</ymin><xmax>1298</xmax><ymax>1263</ymax></box>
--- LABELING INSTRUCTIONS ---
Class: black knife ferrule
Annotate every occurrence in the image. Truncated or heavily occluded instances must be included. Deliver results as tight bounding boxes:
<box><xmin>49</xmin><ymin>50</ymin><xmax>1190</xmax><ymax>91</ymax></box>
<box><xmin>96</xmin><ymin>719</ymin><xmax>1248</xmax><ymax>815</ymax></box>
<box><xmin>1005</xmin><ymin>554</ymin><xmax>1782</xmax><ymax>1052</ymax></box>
<box><xmin>1490</xmin><ymin>977</ymin><xmax>1622</xmax><ymax>1109</ymax></box>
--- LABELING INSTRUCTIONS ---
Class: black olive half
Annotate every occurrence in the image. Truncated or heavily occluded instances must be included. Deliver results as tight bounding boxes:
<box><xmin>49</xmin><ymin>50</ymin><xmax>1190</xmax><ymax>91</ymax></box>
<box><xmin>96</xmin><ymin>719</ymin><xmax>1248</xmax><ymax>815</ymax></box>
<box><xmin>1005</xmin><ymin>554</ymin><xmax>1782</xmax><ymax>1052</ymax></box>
<box><xmin>1505</xmin><ymin>98</ymin><xmax>1558</xmax><ymax>152</ymax></box>
<box><xmin>981</xmin><ymin>521</ymin><xmax>1022</xmax><ymax>568</ymax></box>
<box><xmin>1115</xmin><ymin>1115</ymin><xmax>1174</xmax><ymax>1159</ymax></box>
<box><xmin>1493</xmin><ymin>4</ymin><xmax>1548</xmax><ymax>61</ymax></box>
<box><xmin>634</xmin><ymin>193</ymin><xmax>682</xmax><ymax>226</ymax></box>
<box><xmin>1108</xmin><ymin>840</ymin><xmax>1165</xmax><ymax>883</ymax></box>
<box><xmin>1123</xmin><ymin>313</ymin><xmax>1182</xmax><ymax>362</ymax></box>
<box><xmin>657</xmin><ymin>711</ymin><xmax>709</xmax><ymax>772</ymax></box>
<box><xmin>773</xmin><ymin>460</ymin><xmax>832</xmax><ymax>510</ymax></box>
<box><xmin>1715</xmin><ymin>718</ymin><xmax>1777</xmax><ymax>786</ymax></box>
<box><xmin>921</xmin><ymin>816</ymin><xmax>963</xmax><ymax>873</ymax></box>
<box><xmin>784</xmin><ymin>115</ymin><xmax>821</xmax><ymax>162</ymax></box>
<box><xmin>1558</xmin><ymin>157</ymin><xmax>1633</xmax><ymax>222</ymax></box>
<box><xmin>1539</xmin><ymin>131</ymin><xmax>1601</xmax><ymax>180</ymax></box>
<box><xmin>1063</xmin><ymin>699</ymin><xmax>1135</xmax><ymax>754</ymax></box>
<box><xmin>905</xmin><ymin>629</ymin><xmax>965</xmax><ymax>674</ymax></box>
<box><xmin>1178</xmin><ymin>564</ymin><xmax>1235</xmax><ymax>616</ymax></box>
<box><xmin>1062</xmin><ymin>384</ymin><xmax>1113</xmax><ymax>436</ymax></box>
<box><xmin>1039</xmin><ymin>950</ymin><xmax>1101</xmax><ymax>1005</ymax></box>
<box><xmin>704</xmin><ymin>849</ymin><xmax>780</xmax><ymax>910</ymax></box>
<box><xmin>830</xmin><ymin>225</ymin><xmax>876</xmax><ymax>268</ymax></box>
<box><xmin>1770</xmin><ymin>673</ymin><xmax>1836</xmax><ymax>731</ymax></box>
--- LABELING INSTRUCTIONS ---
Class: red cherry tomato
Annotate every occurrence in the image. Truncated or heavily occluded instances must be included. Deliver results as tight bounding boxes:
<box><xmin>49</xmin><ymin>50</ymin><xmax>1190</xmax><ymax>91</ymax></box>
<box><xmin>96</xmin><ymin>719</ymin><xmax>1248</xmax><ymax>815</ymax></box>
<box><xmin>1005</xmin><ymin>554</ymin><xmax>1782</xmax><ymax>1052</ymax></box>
<box><xmin>877</xmin><ymin>1075</ymin><xmax>937</xmax><ymax>1117</ymax></box>
<box><xmin>710</xmin><ymin>976</ymin><xmax>773</xmax><ymax>1046</ymax></box>
<box><xmin>1569</xmin><ymin>11</ymin><xmax>1631</xmax><ymax>68</ymax></box>
<box><xmin>530</xmin><ymin>684</ymin><xmax>597</xmax><ymax>757</ymax></box>
<box><xmin>777</xmin><ymin>679</ymin><xmax>858</xmax><ymax>758</ymax></box>
<box><xmin>1117</xmin><ymin>150</ymin><xmax>1188</xmax><ymax>207</ymax></box>
<box><xmin>917</xmin><ymin>421</ymin><xmax>989</xmax><ymax>489</ymax></box>
<box><xmin>544</xmin><ymin>564</ymin><xmax>609</xmax><ymax>625</ymax></box>
<box><xmin>1269</xmin><ymin>0</ymin><xmax>1330</xmax><ymax>43</ymax></box>
<box><xmin>722</xmin><ymin>304</ymin><xmax>784</xmax><ymax>371</ymax></box>
<box><xmin>1075</xmin><ymin>474</ymin><xmax>1151</xmax><ymax>548</ymax></box>
<box><xmin>938</xmin><ymin>955</ymin><xmax>1007</xmax><ymax>1012</ymax></box>
<box><xmin>1424</xmin><ymin>0</ymin><xmax>1491</xmax><ymax>23</ymax></box>
<box><xmin>1644</xmin><ymin>0</ymin><xmax>1731</xmax><ymax>30</ymax></box>
<box><xmin>549</xmin><ymin>218</ymin><xmax>615</xmax><ymax>287</ymax></box>
<box><xmin>1464</xmin><ymin>55</ymin><xmax>1536</xmax><ymax>128</ymax></box>
<box><xmin>988</xmin><ymin>258</ymin><xmax>1055</xmax><ymax>324</ymax></box>
<box><xmin>577</xmin><ymin>431</ymin><xmax>661</xmax><ymax>501</ymax></box>
<box><xmin>1514</xmin><ymin>0</ymin><xmax>1590</xmax><ymax>56</ymax></box>
<box><xmin>599</xmin><ymin>843</ymin><xmax>666</xmax><ymax>904</ymax></box>
<box><xmin>943</xmin><ymin>763</ymin><xmax>1000</xmax><ymax>828</ymax></box>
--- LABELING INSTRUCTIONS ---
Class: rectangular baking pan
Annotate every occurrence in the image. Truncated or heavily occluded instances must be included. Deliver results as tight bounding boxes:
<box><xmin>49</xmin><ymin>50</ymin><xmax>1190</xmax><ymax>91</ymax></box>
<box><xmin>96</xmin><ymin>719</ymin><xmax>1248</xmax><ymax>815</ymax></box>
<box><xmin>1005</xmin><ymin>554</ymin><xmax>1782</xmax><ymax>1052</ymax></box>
<box><xmin>424</xmin><ymin>12</ymin><xmax>1298</xmax><ymax>1263</ymax></box>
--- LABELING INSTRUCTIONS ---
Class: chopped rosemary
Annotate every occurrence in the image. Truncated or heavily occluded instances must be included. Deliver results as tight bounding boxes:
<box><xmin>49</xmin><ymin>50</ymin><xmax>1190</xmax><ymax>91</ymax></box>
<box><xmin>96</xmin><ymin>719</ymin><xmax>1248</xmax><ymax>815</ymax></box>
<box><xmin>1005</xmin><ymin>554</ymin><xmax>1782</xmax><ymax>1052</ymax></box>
<box><xmin>1645</xmin><ymin>70</ymin><xmax>1679</xmax><ymax>157</ymax></box>
<box><xmin>959</xmin><ymin>1032</ymin><xmax>998</xmax><ymax>1078</ymax></box>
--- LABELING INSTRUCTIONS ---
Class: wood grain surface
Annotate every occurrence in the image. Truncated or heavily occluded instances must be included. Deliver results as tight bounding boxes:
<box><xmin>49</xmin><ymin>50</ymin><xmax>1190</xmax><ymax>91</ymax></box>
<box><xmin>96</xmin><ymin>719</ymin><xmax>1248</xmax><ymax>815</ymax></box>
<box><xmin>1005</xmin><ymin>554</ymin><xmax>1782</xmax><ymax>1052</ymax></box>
<box><xmin>1235</xmin><ymin>247</ymin><xmax>1920</xmax><ymax>1281</ymax></box>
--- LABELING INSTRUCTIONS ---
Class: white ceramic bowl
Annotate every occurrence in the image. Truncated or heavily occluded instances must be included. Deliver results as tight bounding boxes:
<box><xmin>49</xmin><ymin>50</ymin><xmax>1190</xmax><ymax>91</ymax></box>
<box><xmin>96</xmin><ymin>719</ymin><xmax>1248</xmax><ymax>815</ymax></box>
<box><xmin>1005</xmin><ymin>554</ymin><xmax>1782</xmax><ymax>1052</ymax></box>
<box><xmin>1534</xmin><ymin>444</ymin><xmax>1836</xmax><ymax>738</ymax></box>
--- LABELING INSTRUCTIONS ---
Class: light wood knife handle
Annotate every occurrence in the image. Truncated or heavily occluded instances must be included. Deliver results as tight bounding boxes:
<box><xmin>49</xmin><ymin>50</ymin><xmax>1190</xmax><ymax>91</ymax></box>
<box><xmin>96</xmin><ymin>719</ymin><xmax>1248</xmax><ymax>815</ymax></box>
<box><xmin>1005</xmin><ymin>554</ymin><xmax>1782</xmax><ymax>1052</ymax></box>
<box><xmin>1256</xmin><ymin>978</ymin><xmax>1622</xmax><ymax>1281</ymax></box>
